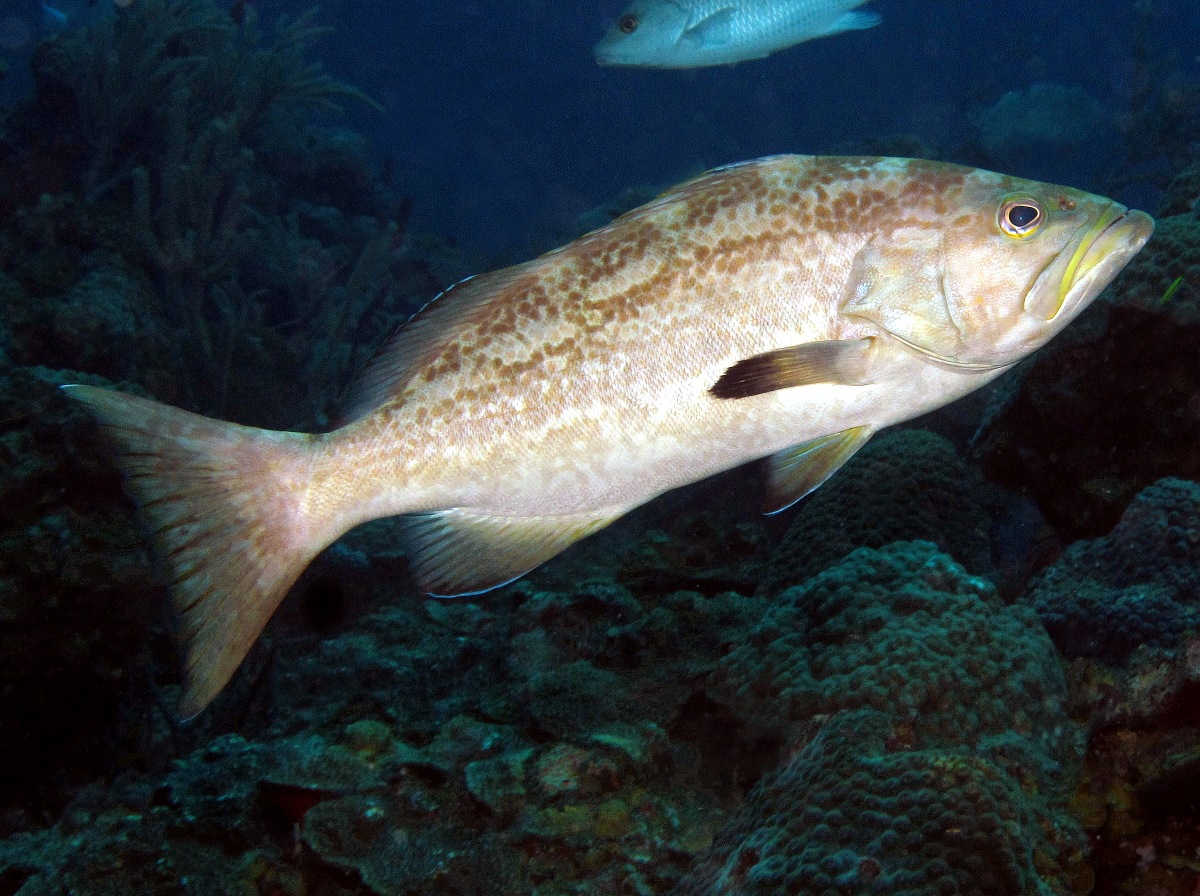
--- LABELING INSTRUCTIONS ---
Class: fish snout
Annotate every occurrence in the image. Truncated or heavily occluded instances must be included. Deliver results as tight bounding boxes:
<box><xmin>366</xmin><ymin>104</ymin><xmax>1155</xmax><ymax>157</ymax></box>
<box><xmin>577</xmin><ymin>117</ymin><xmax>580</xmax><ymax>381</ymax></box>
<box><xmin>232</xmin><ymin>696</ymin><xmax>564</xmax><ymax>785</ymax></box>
<box><xmin>592</xmin><ymin>33</ymin><xmax>620</xmax><ymax>66</ymax></box>
<box><xmin>1027</xmin><ymin>204</ymin><xmax>1155</xmax><ymax>322</ymax></box>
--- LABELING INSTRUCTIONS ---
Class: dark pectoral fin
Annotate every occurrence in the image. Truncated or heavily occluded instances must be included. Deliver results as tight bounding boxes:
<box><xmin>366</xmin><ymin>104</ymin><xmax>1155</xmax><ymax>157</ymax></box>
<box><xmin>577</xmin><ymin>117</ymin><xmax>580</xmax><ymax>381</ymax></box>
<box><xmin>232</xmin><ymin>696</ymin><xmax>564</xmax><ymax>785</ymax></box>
<box><xmin>402</xmin><ymin>506</ymin><xmax>630</xmax><ymax>597</ymax></box>
<box><xmin>764</xmin><ymin>426</ymin><xmax>874</xmax><ymax>514</ymax></box>
<box><xmin>710</xmin><ymin>338</ymin><xmax>876</xmax><ymax>400</ymax></box>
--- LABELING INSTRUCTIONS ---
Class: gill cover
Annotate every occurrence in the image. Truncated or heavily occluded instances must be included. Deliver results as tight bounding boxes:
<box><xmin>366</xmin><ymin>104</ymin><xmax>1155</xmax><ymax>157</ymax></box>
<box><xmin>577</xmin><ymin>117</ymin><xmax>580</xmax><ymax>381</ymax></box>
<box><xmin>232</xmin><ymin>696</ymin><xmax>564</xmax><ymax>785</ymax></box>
<box><xmin>841</xmin><ymin>230</ymin><xmax>984</xmax><ymax>368</ymax></box>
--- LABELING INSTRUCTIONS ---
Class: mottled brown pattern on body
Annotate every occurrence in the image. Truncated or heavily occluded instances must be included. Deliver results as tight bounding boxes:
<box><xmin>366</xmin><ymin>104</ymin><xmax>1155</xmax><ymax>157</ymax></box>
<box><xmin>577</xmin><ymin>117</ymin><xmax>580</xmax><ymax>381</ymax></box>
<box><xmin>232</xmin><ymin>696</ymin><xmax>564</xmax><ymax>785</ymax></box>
<box><xmin>365</xmin><ymin>156</ymin><xmax>977</xmax><ymax>466</ymax></box>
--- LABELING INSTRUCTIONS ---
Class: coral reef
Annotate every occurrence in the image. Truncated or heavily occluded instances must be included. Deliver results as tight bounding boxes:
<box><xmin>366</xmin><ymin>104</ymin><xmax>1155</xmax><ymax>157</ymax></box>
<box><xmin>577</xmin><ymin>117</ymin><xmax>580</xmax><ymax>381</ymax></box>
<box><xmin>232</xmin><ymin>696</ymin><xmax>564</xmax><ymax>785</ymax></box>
<box><xmin>1025</xmin><ymin>478</ymin><xmax>1200</xmax><ymax>664</ymax></box>
<box><xmin>2</xmin><ymin>0</ymin><xmax>437</xmax><ymax>426</ymax></box>
<box><xmin>676</xmin><ymin>709</ymin><xmax>1088</xmax><ymax>896</ymax></box>
<box><xmin>711</xmin><ymin>542</ymin><xmax>1075</xmax><ymax>764</ymax></box>
<box><xmin>760</xmin><ymin>429</ymin><xmax>996</xmax><ymax>596</ymax></box>
<box><xmin>3</xmin><ymin>264</ymin><xmax>179</xmax><ymax>396</ymax></box>
<box><xmin>1</xmin><ymin>466</ymin><xmax>1194</xmax><ymax>895</ymax></box>
<box><xmin>0</xmin><ymin>555</ymin><xmax>771</xmax><ymax>895</ymax></box>
<box><xmin>617</xmin><ymin>511</ymin><xmax>772</xmax><ymax>598</ymax></box>
<box><xmin>1061</xmin><ymin>636</ymin><xmax>1200</xmax><ymax>895</ymax></box>
<box><xmin>1158</xmin><ymin>159</ymin><xmax>1200</xmax><ymax>217</ymax></box>
<box><xmin>686</xmin><ymin>546</ymin><xmax>1089</xmax><ymax>896</ymax></box>
<box><xmin>1104</xmin><ymin>212</ymin><xmax>1200</xmax><ymax>325</ymax></box>
<box><xmin>696</xmin><ymin>543</ymin><xmax>1084</xmax><ymax>895</ymax></box>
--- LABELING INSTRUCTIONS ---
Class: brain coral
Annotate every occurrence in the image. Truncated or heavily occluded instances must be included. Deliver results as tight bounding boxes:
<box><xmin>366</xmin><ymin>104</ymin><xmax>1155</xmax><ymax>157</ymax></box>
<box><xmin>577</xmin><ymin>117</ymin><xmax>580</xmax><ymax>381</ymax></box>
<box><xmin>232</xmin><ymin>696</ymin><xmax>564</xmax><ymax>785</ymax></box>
<box><xmin>713</xmin><ymin>541</ymin><xmax>1075</xmax><ymax>771</ymax></box>
<box><xmin>760</xmin><ymin>430</ymin><xmax>995</xmax><ymax>596</ymax></box>
<box><xmin>1025</xmin><ymin>477</ymin><xmax>1200</xmax><ymax>662</ymax></box>
<box><xmin>674</xmin><ymin>709</ymin><xmax>1088</xmax><ymax>896</ymax></box>
<box><xmin>692</xmin><ymin>544</ymin><xmax>1085</xmax><ymax>895</ymax></box>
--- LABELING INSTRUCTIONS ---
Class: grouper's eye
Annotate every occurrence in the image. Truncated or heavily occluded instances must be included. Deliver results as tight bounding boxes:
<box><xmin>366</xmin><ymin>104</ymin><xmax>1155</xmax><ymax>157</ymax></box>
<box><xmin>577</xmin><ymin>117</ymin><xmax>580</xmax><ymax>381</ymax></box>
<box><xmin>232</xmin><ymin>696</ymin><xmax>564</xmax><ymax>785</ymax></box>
<box><xmin>619</xmin><ymin>13</ymin><xmax>639</xmax><ymax>33</ymax></box>
<box><xmin>999</xmin><ymin>198</ymin><xmax>1044</xmax><ymax>238</ymax></box>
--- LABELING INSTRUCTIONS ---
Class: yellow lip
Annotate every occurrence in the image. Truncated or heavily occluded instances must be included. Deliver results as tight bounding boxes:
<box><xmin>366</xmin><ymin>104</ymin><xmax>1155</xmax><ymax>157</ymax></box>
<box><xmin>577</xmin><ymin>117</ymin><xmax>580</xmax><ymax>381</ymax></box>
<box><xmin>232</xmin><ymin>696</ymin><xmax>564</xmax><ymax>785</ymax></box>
<box><xmin>1054</xmin><ymin>205</ymin><xmax>1155</xmax><ymax>315</ymax></box>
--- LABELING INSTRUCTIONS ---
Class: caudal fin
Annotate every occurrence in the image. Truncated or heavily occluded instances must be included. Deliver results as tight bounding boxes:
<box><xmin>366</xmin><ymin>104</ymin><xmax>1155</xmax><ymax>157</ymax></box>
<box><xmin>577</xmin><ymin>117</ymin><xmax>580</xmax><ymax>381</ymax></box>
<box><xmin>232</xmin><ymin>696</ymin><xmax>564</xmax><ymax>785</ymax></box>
<box><xmin>64</xmin><ymin>385</ymin><xmax>336</xmax><ymax>718</ymax></box>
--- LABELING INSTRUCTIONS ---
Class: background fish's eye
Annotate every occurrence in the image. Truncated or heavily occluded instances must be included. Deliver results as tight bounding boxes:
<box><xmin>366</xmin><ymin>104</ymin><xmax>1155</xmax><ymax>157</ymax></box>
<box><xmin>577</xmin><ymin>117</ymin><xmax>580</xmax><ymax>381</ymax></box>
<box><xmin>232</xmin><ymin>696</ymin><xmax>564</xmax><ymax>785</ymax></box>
<box><xmin>618</xmin><ymin>13</ymin><xmax>639</xmax><ymax>34</ymax></box>
<box><xmin>999</xmin><ymin>199</ymin><xmax>1044</xmax><ymax>238</ymax></box>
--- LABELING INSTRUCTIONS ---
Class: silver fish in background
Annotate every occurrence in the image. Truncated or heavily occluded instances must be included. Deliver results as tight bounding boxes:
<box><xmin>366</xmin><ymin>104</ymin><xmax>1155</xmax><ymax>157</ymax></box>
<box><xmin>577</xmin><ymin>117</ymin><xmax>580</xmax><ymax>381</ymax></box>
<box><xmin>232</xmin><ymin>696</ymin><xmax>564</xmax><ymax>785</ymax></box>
<box><xmin>595</xmin><ymin>0</ymin><xmax>881</xmax><ymax>68</ymax></box>
<box><xmin>66</xmin><ymin>155</ymin><xmax>1152</xmax><ymax>716</ymax></box>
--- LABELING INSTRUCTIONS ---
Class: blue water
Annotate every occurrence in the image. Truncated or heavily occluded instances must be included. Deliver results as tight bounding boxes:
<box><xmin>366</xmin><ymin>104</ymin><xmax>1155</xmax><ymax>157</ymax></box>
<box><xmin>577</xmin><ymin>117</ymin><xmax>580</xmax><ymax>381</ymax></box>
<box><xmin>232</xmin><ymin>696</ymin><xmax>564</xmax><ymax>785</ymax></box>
<box><xmin>1</xmin><ymin>0</ymin><xmax>1194</xmax><ymax>249</ymax></box>
<box><xmin>310</xmin><ymin>0</ymin><xmax>1199</xmax><ymax>249</ymax></box>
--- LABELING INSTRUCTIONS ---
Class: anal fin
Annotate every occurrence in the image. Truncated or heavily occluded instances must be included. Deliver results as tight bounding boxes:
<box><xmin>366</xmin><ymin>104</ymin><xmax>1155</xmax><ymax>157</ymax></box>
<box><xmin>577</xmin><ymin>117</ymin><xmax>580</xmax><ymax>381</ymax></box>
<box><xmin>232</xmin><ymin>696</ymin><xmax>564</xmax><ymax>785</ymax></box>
<box><xmin>403</xmin><ymin>506</ymin><xmax>630</xmax><ymax>597</ymax></box>
<box><xmin>765</xmin><ymin>426</ymin><xmax>874</xmax><ymax>514</ymax></box>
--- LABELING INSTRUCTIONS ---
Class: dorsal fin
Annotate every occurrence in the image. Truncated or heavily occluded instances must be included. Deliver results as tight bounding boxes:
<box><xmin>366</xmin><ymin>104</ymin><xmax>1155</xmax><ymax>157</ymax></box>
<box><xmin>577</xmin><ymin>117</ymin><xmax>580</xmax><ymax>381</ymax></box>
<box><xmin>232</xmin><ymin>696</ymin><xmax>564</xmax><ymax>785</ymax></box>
<box><xmin>339</xmin><ymin>265</ymin><xmax>535</xmax><ymax>423</ymax></box>
<box><xmin>648</xmin><ymin>156</ymin><xmax>783</xmax><ymax>206</ymax></box>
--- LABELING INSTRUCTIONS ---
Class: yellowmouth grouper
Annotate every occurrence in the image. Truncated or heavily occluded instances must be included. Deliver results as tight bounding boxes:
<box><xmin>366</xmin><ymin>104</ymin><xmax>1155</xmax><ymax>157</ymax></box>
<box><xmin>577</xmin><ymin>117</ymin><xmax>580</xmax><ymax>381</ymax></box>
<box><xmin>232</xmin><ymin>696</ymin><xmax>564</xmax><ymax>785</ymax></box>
<box><xmin>65</xmin><ymin>155</ymin><xmax>1152</xmax><ymax>716</ymax></box>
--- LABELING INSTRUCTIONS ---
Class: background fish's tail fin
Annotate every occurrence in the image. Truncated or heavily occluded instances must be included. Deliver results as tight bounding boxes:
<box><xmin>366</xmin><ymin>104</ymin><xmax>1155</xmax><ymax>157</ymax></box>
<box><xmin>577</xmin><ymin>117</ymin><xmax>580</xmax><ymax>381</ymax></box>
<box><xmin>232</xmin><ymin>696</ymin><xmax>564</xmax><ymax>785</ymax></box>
<box><xmin>63</xmin><ymin>384</ymin><xmax>336</xmax><ymax>719</ymax></box>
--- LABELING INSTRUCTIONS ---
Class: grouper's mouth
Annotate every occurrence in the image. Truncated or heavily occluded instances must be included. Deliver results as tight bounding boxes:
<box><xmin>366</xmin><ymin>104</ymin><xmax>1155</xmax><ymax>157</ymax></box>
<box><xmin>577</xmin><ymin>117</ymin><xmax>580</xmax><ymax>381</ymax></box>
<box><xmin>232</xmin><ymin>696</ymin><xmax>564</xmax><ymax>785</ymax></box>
<box><xmin>1025</xmin><ymin>203</ymin><xmax>1155</xmax><ymax>321</ymax></box>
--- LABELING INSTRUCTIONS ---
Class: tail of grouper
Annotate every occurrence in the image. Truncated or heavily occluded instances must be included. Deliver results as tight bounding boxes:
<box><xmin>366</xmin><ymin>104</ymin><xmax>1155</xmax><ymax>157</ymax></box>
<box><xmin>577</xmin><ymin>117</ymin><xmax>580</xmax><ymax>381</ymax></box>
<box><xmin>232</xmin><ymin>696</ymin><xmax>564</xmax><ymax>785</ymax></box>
<box><xmin>63</xmin><ymin>384</ymin><xmax>339</xmax><ymax>718</ymax></box>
